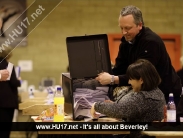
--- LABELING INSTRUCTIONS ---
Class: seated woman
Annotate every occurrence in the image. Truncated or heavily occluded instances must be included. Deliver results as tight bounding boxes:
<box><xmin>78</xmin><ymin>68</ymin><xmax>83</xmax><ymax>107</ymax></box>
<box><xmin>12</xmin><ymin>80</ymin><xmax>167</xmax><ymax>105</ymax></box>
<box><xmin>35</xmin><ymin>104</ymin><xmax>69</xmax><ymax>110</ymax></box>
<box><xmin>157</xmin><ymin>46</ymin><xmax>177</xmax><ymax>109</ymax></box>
<box><xmin>91</xmin><ymin>59</ymin><xmax>166</xmax><ymax>138</ymax></box>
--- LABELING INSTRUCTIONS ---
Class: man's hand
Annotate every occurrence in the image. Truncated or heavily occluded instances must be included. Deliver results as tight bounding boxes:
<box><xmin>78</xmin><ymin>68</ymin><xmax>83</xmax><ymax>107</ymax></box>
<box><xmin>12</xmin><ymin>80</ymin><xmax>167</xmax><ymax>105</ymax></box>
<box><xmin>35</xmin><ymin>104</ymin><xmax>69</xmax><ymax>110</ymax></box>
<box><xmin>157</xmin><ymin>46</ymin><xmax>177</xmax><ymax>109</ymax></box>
<box><xmin>0</xmin><ymin>69</ymin><xmax>9</xmax><ymax>81</ymax></box>
<box><xmin>95</xmin><ymin>72</ymin><xmax>111</xmax><ymax>85</ymax></box>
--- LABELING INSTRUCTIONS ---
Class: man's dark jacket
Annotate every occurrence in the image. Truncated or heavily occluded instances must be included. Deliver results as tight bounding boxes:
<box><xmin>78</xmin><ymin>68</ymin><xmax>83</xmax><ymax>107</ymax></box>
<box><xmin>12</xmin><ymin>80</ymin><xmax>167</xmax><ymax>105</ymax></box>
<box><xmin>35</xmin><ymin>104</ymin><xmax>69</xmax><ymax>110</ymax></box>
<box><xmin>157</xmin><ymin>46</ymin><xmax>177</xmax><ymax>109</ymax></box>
<box><xmin>0</xmin><ymin>57</ymin><xmax>21</xmax><ymax>109</ymax></box>
<box><xmin>112</xmin><ymin>26</ymin><xmax>182</xmax><ymax>106</ymax></box>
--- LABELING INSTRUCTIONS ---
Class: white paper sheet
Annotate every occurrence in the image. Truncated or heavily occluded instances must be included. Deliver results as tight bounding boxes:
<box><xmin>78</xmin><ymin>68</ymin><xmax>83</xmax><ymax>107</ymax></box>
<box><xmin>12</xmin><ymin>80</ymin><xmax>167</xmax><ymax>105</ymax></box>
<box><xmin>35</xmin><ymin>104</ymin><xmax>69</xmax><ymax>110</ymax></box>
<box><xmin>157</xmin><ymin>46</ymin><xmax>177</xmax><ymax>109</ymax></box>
<box><xmin>6</xmin><ymin>62</ymin><xmax>14</xmax><ymax>80</ymax></box>
<box><xmin>15</xmin><ymin>66</ymin><xmax>21</xmax><ymax>78</ymax></box>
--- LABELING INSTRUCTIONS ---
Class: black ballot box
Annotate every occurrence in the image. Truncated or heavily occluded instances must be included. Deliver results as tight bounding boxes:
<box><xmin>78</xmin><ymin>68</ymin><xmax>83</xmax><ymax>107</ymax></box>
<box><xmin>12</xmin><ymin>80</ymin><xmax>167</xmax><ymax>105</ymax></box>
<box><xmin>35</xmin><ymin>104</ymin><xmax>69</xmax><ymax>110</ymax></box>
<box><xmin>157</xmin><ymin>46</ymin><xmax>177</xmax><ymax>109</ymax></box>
<box><xmin>62</xmin><ymin>34</ymin><xmax>112</xmax><ymax>120</ymax></box>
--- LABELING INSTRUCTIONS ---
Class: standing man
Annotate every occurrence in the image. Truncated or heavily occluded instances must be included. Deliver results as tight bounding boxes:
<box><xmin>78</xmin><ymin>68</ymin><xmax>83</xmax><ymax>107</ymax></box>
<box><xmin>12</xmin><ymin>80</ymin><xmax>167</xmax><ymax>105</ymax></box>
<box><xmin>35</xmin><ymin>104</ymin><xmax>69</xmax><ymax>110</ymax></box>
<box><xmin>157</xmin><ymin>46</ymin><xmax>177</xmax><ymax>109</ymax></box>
<box><xmin>96</xmin><ymin>5</ymin><xmax>182</xmax><ymax>107</ymax></box>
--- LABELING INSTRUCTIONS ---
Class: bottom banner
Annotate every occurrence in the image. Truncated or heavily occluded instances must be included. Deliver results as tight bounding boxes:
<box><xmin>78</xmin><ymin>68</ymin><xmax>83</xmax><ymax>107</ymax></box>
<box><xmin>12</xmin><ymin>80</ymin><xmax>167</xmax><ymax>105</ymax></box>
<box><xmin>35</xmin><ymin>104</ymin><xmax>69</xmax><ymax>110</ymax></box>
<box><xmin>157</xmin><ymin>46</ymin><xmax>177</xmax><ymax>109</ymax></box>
<box><xmin>0</xmin><ymin>122</ymin><xmax>182</xmax><ymax>131</ymax></box>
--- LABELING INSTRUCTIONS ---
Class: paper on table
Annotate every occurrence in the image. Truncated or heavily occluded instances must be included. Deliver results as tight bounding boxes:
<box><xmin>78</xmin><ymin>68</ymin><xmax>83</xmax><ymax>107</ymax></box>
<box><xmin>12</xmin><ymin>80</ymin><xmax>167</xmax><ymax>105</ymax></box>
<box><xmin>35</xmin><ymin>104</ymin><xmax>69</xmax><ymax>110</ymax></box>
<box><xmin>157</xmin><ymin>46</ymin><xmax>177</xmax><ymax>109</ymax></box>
<box><xmin>96</xmin><ymin>87</ymin><xmax>109</xmax><ymax>93</ymax></box>
<box><xmin>74</xmin><ymin>96</ymin><xmax>93</xmax><ymax>109</ymax></box>
<box><xmin>75</xmin><ymin>108</ymin><xmax>92</xmax><ymax>119</ymax></box>
<box><xmin>73</xmin><ymin>87</ymin><xmax>110</xmax><ymax>119</ymax></box>
<box><xmin>6</xmin><ymin>62</ymin><xmax>14</xmax><ymax>80</ymax></box>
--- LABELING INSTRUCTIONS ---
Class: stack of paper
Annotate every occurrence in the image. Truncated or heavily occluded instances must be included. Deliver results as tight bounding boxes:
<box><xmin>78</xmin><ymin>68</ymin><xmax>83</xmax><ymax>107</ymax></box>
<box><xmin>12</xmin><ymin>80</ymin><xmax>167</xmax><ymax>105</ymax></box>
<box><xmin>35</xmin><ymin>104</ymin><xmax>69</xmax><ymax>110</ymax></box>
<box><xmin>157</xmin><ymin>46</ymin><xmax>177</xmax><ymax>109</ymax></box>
<box><xmin>73</xmin><ymin>87</ymin><xmax>109</xmax><ymax>119</ymax></box>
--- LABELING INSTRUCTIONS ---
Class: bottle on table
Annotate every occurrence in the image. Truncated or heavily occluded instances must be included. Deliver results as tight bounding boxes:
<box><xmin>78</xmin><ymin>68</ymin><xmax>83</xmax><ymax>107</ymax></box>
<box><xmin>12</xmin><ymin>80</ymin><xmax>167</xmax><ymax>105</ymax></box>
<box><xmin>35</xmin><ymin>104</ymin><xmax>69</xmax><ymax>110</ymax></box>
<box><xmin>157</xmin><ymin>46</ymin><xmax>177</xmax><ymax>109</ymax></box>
<box><xmin>167</xmin><ymin>93</ymin><xmax>176</xmax><ymax>122</ymax></box>
<box><xmin>53</xmin><ymin>86</ymin><xmax>64</xmax><ymax>122</ymax></box>
<box><xmin>46</xmin><ymin>87</ymin><xmax>54</xmax><ymax>105</ymax></box>
<box><xmin>28</xmin><ymin>87</ymin><xmax>34</xmax><ymax>99</ymax></box>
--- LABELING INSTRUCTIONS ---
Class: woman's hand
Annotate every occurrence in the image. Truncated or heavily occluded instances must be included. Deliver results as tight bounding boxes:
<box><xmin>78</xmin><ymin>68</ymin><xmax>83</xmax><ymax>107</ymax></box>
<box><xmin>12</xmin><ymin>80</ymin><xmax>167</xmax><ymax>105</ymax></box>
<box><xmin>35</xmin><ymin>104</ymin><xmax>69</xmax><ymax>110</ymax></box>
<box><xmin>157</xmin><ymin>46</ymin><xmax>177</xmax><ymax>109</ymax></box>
<box><xmin>90</xmin><ymin>103</ymin><xmax>100</xmax><ymax>119</ymax></box>
<box><xmin>104</xmin><ymin>100</ymin><xmax>114</xmax><ymax>103</ymax></box>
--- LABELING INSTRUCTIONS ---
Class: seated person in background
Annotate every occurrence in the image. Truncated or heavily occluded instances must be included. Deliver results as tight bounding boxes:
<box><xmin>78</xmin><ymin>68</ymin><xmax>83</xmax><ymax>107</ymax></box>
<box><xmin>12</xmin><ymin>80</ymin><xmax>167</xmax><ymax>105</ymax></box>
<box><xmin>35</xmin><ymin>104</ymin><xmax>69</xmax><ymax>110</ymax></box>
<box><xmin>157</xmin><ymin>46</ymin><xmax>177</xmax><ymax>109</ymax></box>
<box><xmin>176</xmin><ymin>56</ymin><xmax>183</xmax><ymax>85</ymax></box>
<box><xmin>91</xmin><ymin>59</ymin><xmax>166</xmax><ymax>138</ymax></box>
<box><xmin>176</xmin><ymin>56</ymin><xmax>183</xmax><ymax>121</ymax></box>
<box><xmin>177</xmin><ymin>92</ymin><xmax>183</xmax><ymax>121</ymax></box>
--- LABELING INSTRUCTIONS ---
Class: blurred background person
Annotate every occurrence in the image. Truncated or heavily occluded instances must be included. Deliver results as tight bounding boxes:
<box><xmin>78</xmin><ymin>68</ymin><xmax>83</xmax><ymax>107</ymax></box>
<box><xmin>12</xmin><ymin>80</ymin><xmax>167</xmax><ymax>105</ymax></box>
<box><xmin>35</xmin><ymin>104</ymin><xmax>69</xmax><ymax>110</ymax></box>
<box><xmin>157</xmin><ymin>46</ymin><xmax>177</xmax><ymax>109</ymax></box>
<box><xmin>0</xmin><ymin>2</ymin><xmax>23</xmax><ymax>37</ymax></box>
<box><xmin>176</xmin><ymin>56</ymin><xmax>183</xmax><ymax>122</ymax></box>
<box><xmin>0</xmin><ymin>46</ymin><xmax>21</xmax><ymax>138</ymax></box>
<box><xmin>176</xmin><ymin>56</ymin><xmax>183</xmax><ymax>85</ymax></box>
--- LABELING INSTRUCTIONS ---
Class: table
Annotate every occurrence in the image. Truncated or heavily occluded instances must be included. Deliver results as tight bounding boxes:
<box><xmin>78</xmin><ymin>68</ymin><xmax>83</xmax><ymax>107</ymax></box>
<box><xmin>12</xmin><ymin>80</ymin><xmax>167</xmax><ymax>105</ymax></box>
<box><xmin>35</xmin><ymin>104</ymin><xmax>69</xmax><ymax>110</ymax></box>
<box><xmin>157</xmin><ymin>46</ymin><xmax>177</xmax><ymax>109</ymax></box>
<box><xmin>19</xmin><ymin>99</ymin><xmax>46</xmax><ymax>110</ymax></box>
<box><xmin>18</xmin><ymin>93</ymin><xmax>49</xmax><ymax>138</ymax></box>
<box><xmin>19</xmin><ymin>91</ymin><xmax>48</xmax><ymax>102</ymax></box>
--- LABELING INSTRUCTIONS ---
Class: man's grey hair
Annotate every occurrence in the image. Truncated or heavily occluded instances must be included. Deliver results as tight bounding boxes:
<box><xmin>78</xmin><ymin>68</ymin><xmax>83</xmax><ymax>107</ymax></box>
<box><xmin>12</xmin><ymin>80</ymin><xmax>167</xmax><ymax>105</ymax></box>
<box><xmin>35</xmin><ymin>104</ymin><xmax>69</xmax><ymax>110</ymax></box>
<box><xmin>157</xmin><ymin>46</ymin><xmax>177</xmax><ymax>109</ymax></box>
<box><xmin>120</xmin><ymin>5</ymin><xmax>144</xmax><ymax>26</ymax></box>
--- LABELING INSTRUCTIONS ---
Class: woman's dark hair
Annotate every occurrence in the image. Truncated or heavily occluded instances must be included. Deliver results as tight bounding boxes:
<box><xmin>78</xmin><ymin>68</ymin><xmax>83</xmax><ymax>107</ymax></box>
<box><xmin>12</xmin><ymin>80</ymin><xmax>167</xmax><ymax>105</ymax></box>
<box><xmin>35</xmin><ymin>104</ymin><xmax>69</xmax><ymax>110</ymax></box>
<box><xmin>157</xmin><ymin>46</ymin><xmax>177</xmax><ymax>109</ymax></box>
<box><xmin>126</xmin><ymin>59</ymin><xmax>161</xmax><ymax>91</ymax></box>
